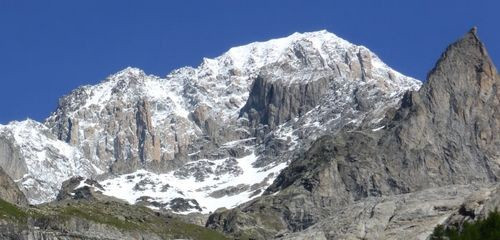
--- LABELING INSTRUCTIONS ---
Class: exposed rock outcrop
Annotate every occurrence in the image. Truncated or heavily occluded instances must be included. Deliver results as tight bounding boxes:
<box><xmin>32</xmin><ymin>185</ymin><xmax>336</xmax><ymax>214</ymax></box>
<box><xmin>0</xmin><ymin>135</ymin><xmax>27</xmax><ymax>180</ymax></box>
<box><xmin>56</xmin><ymin>176</ymin><xmax>115</xmax><ymax>202</ymax></box>
<box><xmin>442</xmin><ymin>183</ymin><xmax>500</xmax><ymax>231</ymax></box>
<box><xmin>240</xmin><ymin>44</ymin><xmax>394</xmax><ymax>130</ymax></box>
<box><xmin>136</xmin><ymin>99</ymin><xmax>162</xmax><ymax>164</ymax></box>
<box><xmin>0</xmin><ymin>167</ymin><xmax>28</xmax><ymax>206</ymax></box>
<box><xmin>278</xmin><ymin>184</ymin><xmax>500</xmax><ymax>240</ymax></box>
<box><xmin>240</xmin><ymin>72</ymin><xmax>331</xmax><ymax>129</ymax></box>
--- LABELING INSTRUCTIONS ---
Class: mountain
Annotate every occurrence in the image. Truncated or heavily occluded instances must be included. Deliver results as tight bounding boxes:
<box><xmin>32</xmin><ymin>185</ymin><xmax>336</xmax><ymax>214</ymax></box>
<box><xmin>0</xmin><ymin>30</ymin><xmax>420</xmax><ymax>214</ymax></box>
<box><xmin>206</xmin><ymin>28</ymin><xmax>500</xmax><ymax>239</ymax></box>
<box><xmin>0</xmin><ymin>26</ymin><xmax>498</xmax><ymax>240</ymax></box>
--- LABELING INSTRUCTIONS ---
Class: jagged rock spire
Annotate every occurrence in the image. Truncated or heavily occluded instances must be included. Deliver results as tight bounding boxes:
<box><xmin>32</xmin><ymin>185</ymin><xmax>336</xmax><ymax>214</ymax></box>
<box><xmin>393</xmin><ymin>27</ymin><xmax>500</xmax><ymax>183</ymax></box>
<box><xmin>401</xmin><ymin>27</ymin><xmax>499</xmax><ymax>155</ymax></box>
<box><xmin>426</xmin><ymin>26</ymin><xmax>496</xmax><ymax>88</ymax></box>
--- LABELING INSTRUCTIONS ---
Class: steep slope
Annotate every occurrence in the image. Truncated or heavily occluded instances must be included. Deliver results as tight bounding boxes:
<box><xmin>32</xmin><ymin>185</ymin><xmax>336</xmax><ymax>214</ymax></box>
<box><xmin>207</xmin><ymin>28</ymin><xmax>500</xmax><ymax>239</ymax></box>
<box><xmin>0</xmin><ymin>199</ymin><xmax>229</xmax><ymax>240</ymax></box>
<box><xmin>1</xmin><ymin>30</ymin><xmax>420</xmax><ymax>211</ymax></box>
<box><xmin>0</xmin><ymin>120</ymin><xmax>97</xmax><ymax>204</ymax></box>
<box><xmin>0</xmin><ymin>167</ymin><xmax>27</xmax><ymax>206</ymax></box>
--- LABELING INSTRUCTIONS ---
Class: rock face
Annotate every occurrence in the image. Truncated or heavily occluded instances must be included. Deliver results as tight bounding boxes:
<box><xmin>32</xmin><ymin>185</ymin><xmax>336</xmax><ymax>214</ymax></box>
<box><xmin>240</xmin><ymin>44</ymin><xmax>402</xmax><ymax>130</ymax></box>
<box><xmin>55</xmin><ymin>176</ymin><xmax>118</xmax><ymax>202</ymax></box>
<box><xmin>45</xmin><ymin>71</ymin><xmax>189</xmax><ymax>174</ymax></box>
<box><xmin>0</xmin><ymin>30</ymin><xmax>420</xmax><ymax>210</ymax></box>
<box><xmin>278</xmin><ymin>184</ymin><xmax>500</xmax><ymax>240</ymax></box>
<box><xmin>0</xmin><ymin>167</ymin><xmax>27</xmax><ymax>206</ymax></box>
<box><xmin>42</xmin><ymin>30</ymin><xmax>419</xmax><ymax>175</ymax></box>
<box><xmin>0</xmin><ymin>133</ymin><xmax>27</xmax><ymax>180</ymax></box>
<box><xmin>206</xmin><ymin>28</ymin><xmax>500</xmax><ymax>239</ymax></box>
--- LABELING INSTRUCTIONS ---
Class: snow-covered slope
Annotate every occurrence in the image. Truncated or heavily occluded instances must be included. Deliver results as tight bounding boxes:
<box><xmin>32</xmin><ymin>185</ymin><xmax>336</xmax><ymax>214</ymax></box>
<box><xmin>101</xmin><ymin>148</ymin><xmax>288</xmax><ymax>214</ymax></box>
<box><xmin>0</xmin><ymin>30</ymin><xmax>421</xmax><ymax>211</ymax></box>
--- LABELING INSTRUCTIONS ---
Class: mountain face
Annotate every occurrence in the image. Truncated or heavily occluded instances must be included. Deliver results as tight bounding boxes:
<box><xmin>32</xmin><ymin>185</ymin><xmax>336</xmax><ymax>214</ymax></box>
<box><xmin>206</xmin><ymin>28</ymin><xmax>500</xmax><ymax>239</ymax></box>
<box><xmin>0</xmin><ymin>167</ymin><xmax>27</xmax><ymax>206</ymax></box>
<box><xmin>0</xmin><ymin>30</ymin><xmax>420</xmax><ymax>212</ymax></box>
<box><xmin>0</xmin><ymin>120</ymin><xmax>97</xmax><ymax>203</ymax></box>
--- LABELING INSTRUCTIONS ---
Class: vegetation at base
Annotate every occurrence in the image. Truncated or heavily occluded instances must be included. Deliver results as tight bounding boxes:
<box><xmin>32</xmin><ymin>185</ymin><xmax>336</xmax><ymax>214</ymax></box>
<box><xmin>43</xmin><ymin>201</ymin><xmax>229</xmax><ymax>240</ymax></box>
<box><xmin>56</xmin><ymin>204</ymin><xmax>143</xmax><ymax>230</ymax></box>
<box><xmin>430</xmin><ymin>209</ymin><xmax>500</xmax><ymax>240</ymax></box>
<box><xmin>0</xmin><ymin>198</ymin><xmax>27</xmax><ymax>222</ymax></box>
<box><xmin>0</xmin><ymin>198</ymin><xmax>228</xmax><ymax>240</ymax></box>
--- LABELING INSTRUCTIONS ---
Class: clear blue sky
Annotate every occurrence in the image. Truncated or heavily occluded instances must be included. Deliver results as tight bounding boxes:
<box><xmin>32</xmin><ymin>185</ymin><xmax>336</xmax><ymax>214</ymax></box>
<box><xmin>0</xmin><ymin>0</ymin><xmax>499</xmax><ymax>124</ymax></box>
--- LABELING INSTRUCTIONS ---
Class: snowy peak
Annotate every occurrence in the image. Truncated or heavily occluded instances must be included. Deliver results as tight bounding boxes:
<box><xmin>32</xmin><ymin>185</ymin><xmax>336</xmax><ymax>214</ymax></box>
<box><xmin>105</xmin><ymin>66</ymin><xmax>146</xmax><ymax>82</ymax></box>
<box><xmin>196</xmin><ymin>30</ymin><xmax>352</xmax><ymax>80</ymax></box>
<box><xmin>208</xmin><ymin>30</ymin><xmax>348</xmax><ymax>72</ymax></box>
<box><xmin>78</xmin><ymin>67</ymin><xmax>163</xmax><ymax>110</ymax></box>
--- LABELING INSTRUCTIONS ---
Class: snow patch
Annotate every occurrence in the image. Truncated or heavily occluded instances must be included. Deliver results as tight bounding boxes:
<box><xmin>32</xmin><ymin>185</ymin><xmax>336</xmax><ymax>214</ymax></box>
<box><xmin>100</xmin><ymin>150</ymin><xmax>288</xmax><ymax>214</ymax></box>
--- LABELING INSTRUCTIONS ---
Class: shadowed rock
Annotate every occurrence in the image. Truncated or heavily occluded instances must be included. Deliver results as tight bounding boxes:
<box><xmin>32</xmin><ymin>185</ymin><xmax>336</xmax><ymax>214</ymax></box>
<box><xmin>0</xmin><ymin>167</ymin><xmax>28</xmax><ymax>206</ymax></box>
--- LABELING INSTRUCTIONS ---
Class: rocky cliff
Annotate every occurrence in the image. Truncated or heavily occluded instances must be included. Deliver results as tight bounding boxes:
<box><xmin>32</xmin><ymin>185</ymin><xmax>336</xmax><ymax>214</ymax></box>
<box><xmin>0</xmin><ymin>167</ymin><xmax>27</xmax><ymax>207</ymax></box>
<box><xmin>206</xmin><ymin>28</ymin><xmax>500</xmax><ymax>239</ymax></box>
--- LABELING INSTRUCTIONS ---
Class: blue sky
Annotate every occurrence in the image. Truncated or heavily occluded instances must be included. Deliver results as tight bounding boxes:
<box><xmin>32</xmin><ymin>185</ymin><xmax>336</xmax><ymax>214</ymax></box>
<box><xmin>0</xmin><ymin>0</ymin><xmax>499</xmax><ymax>123</ymax></box>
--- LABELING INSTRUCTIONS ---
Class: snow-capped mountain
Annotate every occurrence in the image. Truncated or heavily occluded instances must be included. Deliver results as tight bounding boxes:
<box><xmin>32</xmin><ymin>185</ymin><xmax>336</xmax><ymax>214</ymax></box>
<box><xmin>0</xmin><ymin>30</ymin><xmax>420</xmax><ymax>212</ymax></box>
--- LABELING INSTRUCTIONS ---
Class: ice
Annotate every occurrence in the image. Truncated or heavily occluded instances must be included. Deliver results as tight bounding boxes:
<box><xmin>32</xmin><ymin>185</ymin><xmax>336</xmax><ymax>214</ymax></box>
<box><xmin>221</xmin><ymin>137</ymin><xmax>256</xmax><ymax>148</ymax></box>
<box><xmin>372</xmin><ymin>126</ymin><xmax>385</xmax><ymax>131</ymax></box>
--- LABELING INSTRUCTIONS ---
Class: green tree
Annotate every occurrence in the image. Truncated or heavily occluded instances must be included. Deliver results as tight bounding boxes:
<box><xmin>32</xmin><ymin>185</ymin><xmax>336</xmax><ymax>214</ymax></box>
<box><xmin>430</xmin><ymin>209</ymin><xmax>500</xmax><ymax>240</ymax></box>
